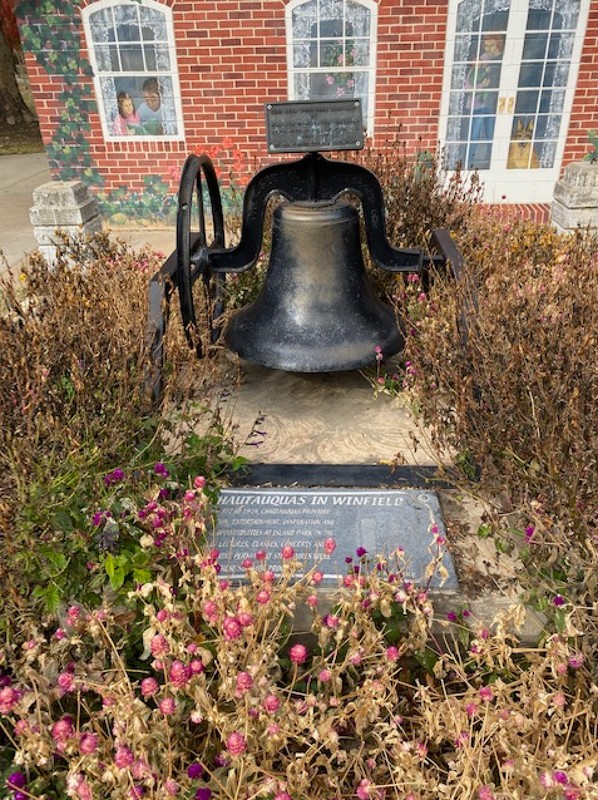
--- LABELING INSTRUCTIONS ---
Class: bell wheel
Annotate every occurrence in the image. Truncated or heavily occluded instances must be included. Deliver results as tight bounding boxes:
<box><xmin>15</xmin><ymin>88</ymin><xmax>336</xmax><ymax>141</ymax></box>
<box><xmin>176</xmin><ymin>154</ymin><xmax>225</xmax><ymax>353</ymax></box>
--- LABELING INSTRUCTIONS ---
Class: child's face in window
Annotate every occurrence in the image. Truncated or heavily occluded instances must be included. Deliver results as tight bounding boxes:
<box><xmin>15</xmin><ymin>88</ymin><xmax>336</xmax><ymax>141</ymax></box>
<box><xmin>121</xmin><ymin>97</ymin><xmax>134</xmax><ymax>116</ymax></box>
<box><xmin>143</xmin><ymin>91</ymin><xmax>161</xmax><ymax>111</ymax></box>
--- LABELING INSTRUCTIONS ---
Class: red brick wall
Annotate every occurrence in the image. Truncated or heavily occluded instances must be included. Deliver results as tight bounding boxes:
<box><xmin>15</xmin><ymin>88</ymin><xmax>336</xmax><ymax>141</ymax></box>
<box><xmin>561</xmin><ymin>1</ymin><xmax>598</xmax><ymax>166</ymax></box>
<box><xmin>18</xmin><ymin>0</ymin><xmax>598</xmax><ymax>200</ymax></box>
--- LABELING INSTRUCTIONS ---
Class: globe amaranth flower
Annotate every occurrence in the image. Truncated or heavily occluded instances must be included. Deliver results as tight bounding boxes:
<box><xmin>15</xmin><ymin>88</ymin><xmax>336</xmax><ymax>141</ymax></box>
<box><xmin>79</xmin><ymin>732</ymin><xmax>99</xmax><ymax>754</ymax></box>
<box><xmin>7</xmin><ymin>772</ymin><xmax>27</xmax><ymax>790</ymax></box>
<box><xmin>114</xmin><ymin>745</ymin><xmax>135</xmax><ymax>769</ymax></box>
<box><xmin>281</xmin><ymin>544</ymin><xmax>295</xmax><ymax>559</ymax></box>
<box><xmin>323</xmin><ymin>537</ymin><xmax>336</xmax><ymax>554</ymax></box>
<box><xmin>226</xmin><ymin>731</ymin><xmax>247</xmax><ymax>756</ymax></box>
<box><xmin>195</xmin><ymin>789</ymin><xmax>212</xmax><ymax>800</ymax></box>
<box><xmin>289</xmin><ymin>643</ymin><xmax>308</xmax><ymax>664</ymax></box>
<box><xmin>187</xmin><ymin>762</ymin><xmax>204</xmax><ymax>779</ymax></box>
<box><xmin>141</xmin><ymin>677</ymin><xmax>159</xmax><ymax>698</ymax></box>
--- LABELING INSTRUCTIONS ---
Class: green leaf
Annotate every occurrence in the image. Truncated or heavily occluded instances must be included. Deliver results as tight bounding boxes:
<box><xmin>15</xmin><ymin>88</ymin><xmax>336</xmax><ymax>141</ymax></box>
<box><xmin>133</xmin><ymin>569</ymin><xmax>152</xmax><ymax>585</ymax></box>
<box><xmin>110</xmin><ymin>567</ymin><xmax>126</xmax><ymax>591</ymax></box>
<box><xmin>53</xmin><ymin>509</ymin><xmax>74</xmax><ymax>533</ymax></box>
<box><xmin>33</xmin><ymin>583</ymin><xmax>61</xmax><ymax>614</ymax></box>
<box><xmin>104</xmin><ymin>553</ymin><xmax>115</xmax><ymax>579</ymax></box>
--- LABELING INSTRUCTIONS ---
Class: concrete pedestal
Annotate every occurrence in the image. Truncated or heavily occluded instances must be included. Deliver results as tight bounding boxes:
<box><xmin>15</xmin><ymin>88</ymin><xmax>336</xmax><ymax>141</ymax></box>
<box><xmin>551</xmin><ymin>161</ymin><xmax>598</xmax><ymax>232</ymax></box>
<box><xmin>29</xmin><ymin>180</ymin><xmax>102</xmax><ymax>262</ymax></box>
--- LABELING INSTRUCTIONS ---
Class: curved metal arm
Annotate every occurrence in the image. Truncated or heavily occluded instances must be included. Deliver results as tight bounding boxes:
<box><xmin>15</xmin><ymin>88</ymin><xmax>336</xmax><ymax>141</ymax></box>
<box><xmin>206</xmin><ymin>153</ymin><xmax>425</xmax><ymax>274</ymax></box>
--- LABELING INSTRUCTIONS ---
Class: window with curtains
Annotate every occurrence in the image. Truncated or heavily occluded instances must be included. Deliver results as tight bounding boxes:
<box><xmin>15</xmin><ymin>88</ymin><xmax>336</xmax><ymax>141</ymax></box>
<box><xmin>286</xmin><ymin>0</ymin><xmax>377</xmax><ymax>133</ymax></box>
<box><xmin>82</xmin><ymin>0</ymin><xmax>184</xmax><ymax>141</ymax></box>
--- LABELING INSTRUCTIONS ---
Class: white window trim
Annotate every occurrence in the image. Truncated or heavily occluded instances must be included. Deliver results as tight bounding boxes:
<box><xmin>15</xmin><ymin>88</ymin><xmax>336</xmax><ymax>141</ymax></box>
<box><xmin>82</xmin><ymin>0</ymin><xmax>184</xmax><ymax>143</ymax></box>
<box><xmin>285</xmin><ymin>0</ymin><xmax>378</xmax><ymax>135</ymax></box>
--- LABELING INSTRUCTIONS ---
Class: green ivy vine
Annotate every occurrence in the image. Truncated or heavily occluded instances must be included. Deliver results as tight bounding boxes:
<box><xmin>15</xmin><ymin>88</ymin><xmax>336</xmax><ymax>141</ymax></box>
<box><xmin>15</xmin><ymin>0</ymin><xmax>179</xmax><ymax>222</ymax></box>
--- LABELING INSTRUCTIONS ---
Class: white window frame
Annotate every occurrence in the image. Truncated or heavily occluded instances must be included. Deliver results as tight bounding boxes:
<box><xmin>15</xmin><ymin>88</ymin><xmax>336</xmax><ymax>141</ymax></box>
<box><xmin>82</xmin><ymin>0</ymin><xmax>184</xmax><ymax>142</ymax></box>
<box><xmin>285</xmin><ymin>0</ymin><xmax>378</xmax><ymax>135</ymax></box>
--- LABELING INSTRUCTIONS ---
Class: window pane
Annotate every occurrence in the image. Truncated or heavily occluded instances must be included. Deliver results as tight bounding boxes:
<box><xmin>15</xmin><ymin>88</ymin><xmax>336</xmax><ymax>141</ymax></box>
<box><xmin>89</xmin><ymin>8</ymin><xmax>115</xmax><ymax>42</ymax></box>
<box><xmin>515</xmin><ymin>90</ymin><xmax>539</xmax><ymax>114</ymax></box>
<box><xmin>522</xmin><ymin>32</ymin><xmax>547</xmax><ymax>60</ymax></box>
<box><xmin>294</xmin><ymin>41</ymin><xmax>311</xmax><ymax>68</ymax></box>
<box><xmin>139</xmin><ymin>7</ymin><xmax>167</xmax><ymax>40</ymax></box>
<box><xmin>120</xmin><ymin>45</ymin><xmax>144</xmax><ymax>71</ymax></box>
<box><xmin>320</xmin><ymin>39</ymin><xmax>344</xmax><ymax>67</ymax></box>
<box><xmin>346</xmin><ymin>0</ymin><xmax>371</xmax><ymax>36</ymax></box>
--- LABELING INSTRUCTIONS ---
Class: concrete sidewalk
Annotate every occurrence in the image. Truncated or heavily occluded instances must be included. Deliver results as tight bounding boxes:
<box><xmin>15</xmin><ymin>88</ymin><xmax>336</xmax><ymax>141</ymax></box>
<box><xmin>0</xmin><ymin>152</ymin><xmax>176</xmax><ymax>273</ymax></box>
<box><xmin>0</xmin><ymin>152</ymin><xmax>51</xmax><ymax>270</ymax></box>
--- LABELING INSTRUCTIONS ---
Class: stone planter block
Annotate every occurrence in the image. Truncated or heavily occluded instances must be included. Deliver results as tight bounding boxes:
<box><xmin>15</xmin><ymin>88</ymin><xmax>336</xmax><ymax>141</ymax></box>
<box><xmin>551</xmin><ymin>162</ymin><xmax>598</xmax><ymax>232</ymax></box>
<box><xmin>29</xmin><ymin>180</ymin><xmax>102</xmax><ymax>263</ymax></box>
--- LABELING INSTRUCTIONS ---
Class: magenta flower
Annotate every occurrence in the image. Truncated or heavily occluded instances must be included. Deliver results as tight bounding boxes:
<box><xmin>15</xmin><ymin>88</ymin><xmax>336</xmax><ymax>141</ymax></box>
<box><xmin>385</xmin><ymin>646</ymin><xmax>399</xmax><ymax>661</ymax></box>
<box><xmin>356</xmin><ymin>547</ymin><xmax>367</xmax><ymax>558</ymax></box>
<box><xmin>7</xmin><ymin>773</ymin><xmax>27</xmax><ymax>790</ymax></box>
<box><xmin>187</xmin><ymin>762</ymin><xmax>204</xmax><ymax>779</ymax></box>
<box><xmin>553</xmin><ymin>594</ymin><xmax>566</xmax><ymax>606</ymax></box>
<box><xmin>226</xmin><ymin>731</ymin><xmax>247</xmax><ymax>756</ymax></box>
<box><xmin>195</xmin><ymin>790</ymin><xmax>212</xmax><ymax>800</ymax></box>
<box><xmin>568</xmin><ymin>652</ymin><xmax>584</xmax><ymax>669</ymax></box>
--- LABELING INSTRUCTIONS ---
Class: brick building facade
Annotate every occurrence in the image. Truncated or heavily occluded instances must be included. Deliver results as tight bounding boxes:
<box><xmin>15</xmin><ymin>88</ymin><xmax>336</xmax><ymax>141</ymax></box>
<box><xmin>15</xmin><ymin>0</ymin><xmax>598</xmax><ymax>223</ymax></box>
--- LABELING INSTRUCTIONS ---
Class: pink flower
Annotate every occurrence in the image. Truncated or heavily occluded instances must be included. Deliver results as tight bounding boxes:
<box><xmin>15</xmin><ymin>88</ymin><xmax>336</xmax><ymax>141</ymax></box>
<box><xmin>193</xmin><ymin>475</ymin><xmax>206</xmax><ymax>489</ymax></box>
<box><xmin>318</xmin><ymin>669</ymin><xmax>332</xmax><ymax>683</ymax></box>
<box><xmin>306</xmin><ymin>594</ymin><xmax>318</xmax><ymax>608</ymax></box>
<box><xmin>114</xmin><ymin>745</ymin><xmax>134</xmax><ymax>768</ymax></box>
<box><xmin>324</xmin><ymin>538</ymin><xmax>336</xmax><ymax>554</ymax></box>
<box><xmin>236</xmin><ymin>672</ymin><xmax>253</xmax><ymax>695</ymax></box>
<box><xmin>241</xmin><ymin>559</ymin><xmax>253</xmax><ymax>569</ymax></box>
<box><xmin>58</xmin><ymin>672</ymin><xmax>74</xmax><ymax>692</ymax></box>
<box><xmin>281</xmin><ymin>545</ymin><xmax>295</xmax><ymax>560</ymax></box>
<box><xmin>79</xmin><ymin>732</ymin><xmax>99</xmax><ymax>754</ymax></box>
<box><xmin>141</xmin><ymin>677</ymin><xmax>159</xmax><ymax>698</ymax></box>
<box><xmin>289</xmin><ymin>643</ymin><xmax>308</xmax><ymax>664</ymax></box>
<box><xmin>466</xmin><ymin>702</ymin><xmax>478</xmax><ymax>717</ymax></box>
<box><xmin>226</xmin><ymin>731</ymin><xmax>247</xmax><ymax>756</ymax></box>
<box><xmin>263</xmin><ymin>694</ymin><xmax>280</xmax><ymax>713</ymax></box>
<box><xmin>356</xmin><ymin>778</ymin><xmax>372</xmax><ymax>799</ymax></box>
<box><xmin>255</xmin><ymin>550</ymin><xmax>267</xmax><ymax>561</ymax></box>
<box><xmin>169</xmin><ymin>660</ymin><xmax>191</xmax><ymax>688</ymax></box>
<box><xmin>312</xmin><ymin>571</ymin><xmax>323</xmax><ymax>585</ymax></box>
<box><xmin>52</xmin><ymin>716</ymin><xmax>74</xmax><ymax>742</ymax></box>
<box><xmin>222</xmin><ymin>616</ymin><xmax>242</xmax><ymax>641</ymax></box>
<box><xmin>164</xmin><ymin>779</ymin><xmax>179</xmax><ymax>796</ymax></box>
<box><xmin>568</xmin><ymin>652</ymin><xmax>584</xmax><ymax>669</ymax></box>
<box><xmin>150</xmin><ymin>634</ymin><xmax>169</xmax><ymax>657</ymax></box>
<box><xmin>385</xmin><ymin>646</ymin><xmax>399</xmax><ymax>661</ymax></box>
<box><xmin>478</xmin><ymin>686</ymin><xmax>494</xmax><ymax>702</ymax></box>
<box><xmin>202</xmin><ymin>600</ymin><xmax>218</xmax><ymax>623</ymax></box>
<box><xmin>0</xmin><ymin>686</ymin><xmax>21</xmax><ymax>713</ymax></box>
<box><xmin>190</xmin><ymin>659</ymin><xmax>204</xmax><ymax>674</ymax></box>
<box><xmin>256</xmin><ymin>589</ymin><xmax>271</xmax><ymax>605</ymax></box>
<box><xmin>159</xmin><ymin>696</ymin><xmax>176</xmax><ymax>715</ymax></box>
<box><xmin>478</xmin><ymin>787</ymin><xmax>495</xmax><ymax>800</ymax></box>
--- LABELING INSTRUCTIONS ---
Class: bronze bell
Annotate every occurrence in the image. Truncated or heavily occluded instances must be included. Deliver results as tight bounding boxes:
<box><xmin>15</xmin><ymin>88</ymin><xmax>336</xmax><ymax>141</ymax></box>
<box><xmin>224</xmin><ymin>200</ymin><xmax>402</xmax><ymax>372</ymax></box>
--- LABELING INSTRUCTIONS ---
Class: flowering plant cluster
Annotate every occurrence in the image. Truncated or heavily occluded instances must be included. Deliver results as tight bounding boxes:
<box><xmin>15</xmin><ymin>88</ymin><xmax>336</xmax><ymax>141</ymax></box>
<box><xmin>1</xmin><ymin>486</ymin><xmax>596</xmax><ymax>800</ymax></box>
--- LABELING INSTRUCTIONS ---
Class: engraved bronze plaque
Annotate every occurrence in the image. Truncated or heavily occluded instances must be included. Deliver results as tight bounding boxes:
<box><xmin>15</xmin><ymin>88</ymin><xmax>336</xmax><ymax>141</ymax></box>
<box><xmin>265</xmin><ymin>99</ymin><xmax>364</xmax><ymax>153</ymax></box>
